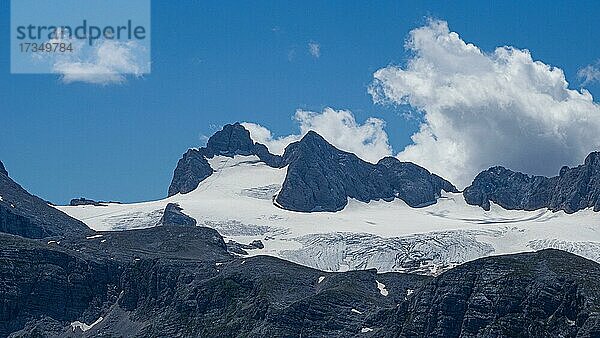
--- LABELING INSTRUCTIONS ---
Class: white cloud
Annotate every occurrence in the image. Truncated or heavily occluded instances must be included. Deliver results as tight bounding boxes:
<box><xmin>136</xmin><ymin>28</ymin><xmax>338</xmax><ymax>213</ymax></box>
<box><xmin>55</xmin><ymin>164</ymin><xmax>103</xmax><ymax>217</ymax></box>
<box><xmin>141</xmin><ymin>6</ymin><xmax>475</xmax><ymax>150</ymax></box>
<box><xmin>578</xmin><ymin>63</ymin><xmax>600</xmax><ymax>86</ymax></box>
<box><xmin>53</xmin><ymin>40</ymin><xmax>146</xmax><ymax>85</ymax></box>
<box><xmin>308</xmin><ymin>42</ymin><xmax>321</xmax><ymax>58</ymax></box>
<box><xmin>40</xmin><ymin>30</ymin><xmax>148</xmax><ymax>85</ymax></box>
<box><xmin>370</xmin><ymin>19</ymin><xmax>600</xmax><ymax>188</ymax></box>
<box><xmin>242</xmin><ymin>108</ymin><xmax>392</xmax><ymax>163</ymax></box>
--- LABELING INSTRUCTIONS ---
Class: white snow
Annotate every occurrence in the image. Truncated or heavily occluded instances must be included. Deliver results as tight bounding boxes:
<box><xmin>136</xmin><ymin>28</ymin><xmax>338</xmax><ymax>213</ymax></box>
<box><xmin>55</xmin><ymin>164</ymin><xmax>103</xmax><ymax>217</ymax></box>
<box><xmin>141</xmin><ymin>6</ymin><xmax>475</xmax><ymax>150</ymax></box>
<box><xmin>351</xmin><ymin>308</ymin><xmax>362</xmax><ymax>314</ymax></box>
<box><xmin>0</xmin><ymin>195</ymin><xmax>3</xmax><ymax>201</ymax></box>
<box><xmin>376</xmin><ymin>280</ymin><xmax>388</xmax><ymax>296</ymax></box>
<box><xmin>318</xmin><ymin>276</ymin><xmax>325</xmax><ymax>284</ymax></box>
<box><xmin>406</xmin><ymin>289</ymin><xmax>414</xmax><ymax>296</ymax></box>
<box><xmin>71</xmin><ymin>316</ymin><xmax>103</xmax><ymax>332</ymax></box>
<box><xmin>361</xmin><ymin>327</ymin><xmax>373</xmax><ymax>333</ymax></box>
<box><xmin>55</xmin><ymin>155</ymin><xmax>600</xmax><ymax>274</ymax></box>
<box><xmin>86</xmin><ymin>234</ymin><xmax>104</xmax><ymax>239</ymax></box>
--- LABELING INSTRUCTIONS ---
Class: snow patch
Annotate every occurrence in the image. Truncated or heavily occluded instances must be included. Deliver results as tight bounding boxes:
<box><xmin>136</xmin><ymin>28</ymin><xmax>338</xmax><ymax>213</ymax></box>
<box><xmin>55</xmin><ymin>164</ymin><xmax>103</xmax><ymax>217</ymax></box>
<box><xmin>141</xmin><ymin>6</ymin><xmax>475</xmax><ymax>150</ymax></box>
<box><xmin>361</xmin><ymin>327</ymin><xmax>373</xmax><ymax>333</ymax></box>
<box><xmin>351</xmin><ymin>308</ymin><xmax>363</xmax><ymax>315</ymax></box>
<box><xmin>318</xmin><ymin>276</ymin><xmax>325</xmax><ymax>284</ymax></box>
<box><xmin>86</xmin><ymin>234</ymin><xmax>104</xmax><ymax>239</ymax></box>
<box><xmin>71</xmin><ymin>316</ymin><xmax>103</xmax><ymax>332</ymax></box>
<box><xmin>376</xmin><ymin>280</ymin><xmax>388</xmax><ymax>296</ymax></box>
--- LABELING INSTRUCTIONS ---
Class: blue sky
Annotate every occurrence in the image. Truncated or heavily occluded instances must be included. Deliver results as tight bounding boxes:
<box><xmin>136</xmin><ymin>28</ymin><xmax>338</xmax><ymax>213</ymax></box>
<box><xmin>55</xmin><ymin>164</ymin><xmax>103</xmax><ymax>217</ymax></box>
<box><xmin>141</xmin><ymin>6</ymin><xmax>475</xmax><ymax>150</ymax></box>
<box><xmin>2</xmin><ymin>0</ymin><xmax>600</xmax><ymax>204</ymax></box>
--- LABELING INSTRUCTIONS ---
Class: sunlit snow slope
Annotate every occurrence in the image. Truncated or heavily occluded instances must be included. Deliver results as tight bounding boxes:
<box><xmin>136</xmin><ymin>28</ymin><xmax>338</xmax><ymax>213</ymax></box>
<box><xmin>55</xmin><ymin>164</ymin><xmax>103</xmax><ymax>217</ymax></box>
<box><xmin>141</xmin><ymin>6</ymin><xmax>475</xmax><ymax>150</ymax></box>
<box><xmin>57</xmin><ymin>155</ymin><xmax>600</xmax><ymax>275</ymax></box>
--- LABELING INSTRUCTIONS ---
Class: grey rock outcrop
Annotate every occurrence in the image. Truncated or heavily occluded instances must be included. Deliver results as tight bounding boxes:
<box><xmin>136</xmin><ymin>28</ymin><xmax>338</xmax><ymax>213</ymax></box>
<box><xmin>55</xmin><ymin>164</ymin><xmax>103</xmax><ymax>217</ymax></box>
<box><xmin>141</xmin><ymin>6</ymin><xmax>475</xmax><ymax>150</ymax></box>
<box><xmin>168</xmin><ymin>148</ymin><xmax>214</xmax><ymax>197</ymax></box>
<box><xmin>70</xmin><ymin>198</ymin><xmax>103</xmax><ymax>206</ymax></box>
<box><xmin>275</xmin><ymin>131</ymin><xmax>458</xmax><ymax>212</ymax></box>
<box><xmin>0</xmin><ymin>162</ymin><xmax>92</xmax><ymax>239</ymax></box>
<box><xmin>464</xmin><ymin>152</ymin><xmax>600</xmax><ymax>213</ymax></box>
<box><xmin>158</xmin><ymin>203</ymin><xmax>197</xmax><ymax>227</ymax></box>
<box><xmin>380</xmin><ymin>249</ymin><xmax>600</xmax><ymax>337</ymax></box>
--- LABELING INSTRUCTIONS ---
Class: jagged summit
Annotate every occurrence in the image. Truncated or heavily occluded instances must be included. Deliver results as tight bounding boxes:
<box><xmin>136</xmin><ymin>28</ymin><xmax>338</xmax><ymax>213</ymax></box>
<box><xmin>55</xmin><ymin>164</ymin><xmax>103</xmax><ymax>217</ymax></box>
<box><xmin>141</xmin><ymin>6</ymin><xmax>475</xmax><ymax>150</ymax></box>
<box><xmin>205</xmin><ymin>122</ymin><xmax>255</xmax><ymax>157</ymax></box>
<box><xmin>464</xmin><ymin>151</ymin><xmax>600</xmax><ymax>213</ymax></box>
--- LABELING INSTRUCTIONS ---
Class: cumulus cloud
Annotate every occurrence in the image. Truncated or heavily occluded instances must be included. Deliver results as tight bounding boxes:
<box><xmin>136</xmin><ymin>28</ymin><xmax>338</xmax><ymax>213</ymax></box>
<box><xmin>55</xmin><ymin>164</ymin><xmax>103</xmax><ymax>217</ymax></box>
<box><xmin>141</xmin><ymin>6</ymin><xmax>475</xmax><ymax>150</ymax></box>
<box><xmin>369</xmin><ymin>19</ymin><xmax>600</xmax><ymax>187</ymax></box>
<box><xmin>242</xmin><ymin>108</ymin><xmax>392</xmax><ymax>163</ymax></box>
<box><xmin>578</xmin><ymin>63</ymin><xmax>600</xmax><ymax>86</ymax></box>
<box><xmin>308</xmin><ymin>41</ymin><xmax>321</xmax><ymax>58</ymax></box>
<box><xmin>53</xmin><ymin>40</ymin><xmax>146</xmax><ymax>84</ymax></box>
<box><xmin>39</xmin><ymin>31</ymin><xmax>148</xmax><ymax>85</ymax></box>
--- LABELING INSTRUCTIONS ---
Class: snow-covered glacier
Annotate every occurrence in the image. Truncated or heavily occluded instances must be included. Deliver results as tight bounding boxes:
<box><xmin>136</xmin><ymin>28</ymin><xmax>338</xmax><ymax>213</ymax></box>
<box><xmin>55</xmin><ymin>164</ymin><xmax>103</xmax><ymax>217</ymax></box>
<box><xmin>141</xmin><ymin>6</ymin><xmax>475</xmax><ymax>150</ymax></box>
<box><xmin>56</xmin><ymin>155</ymin><xmax>600</xmax><ymax>275</ymax></box>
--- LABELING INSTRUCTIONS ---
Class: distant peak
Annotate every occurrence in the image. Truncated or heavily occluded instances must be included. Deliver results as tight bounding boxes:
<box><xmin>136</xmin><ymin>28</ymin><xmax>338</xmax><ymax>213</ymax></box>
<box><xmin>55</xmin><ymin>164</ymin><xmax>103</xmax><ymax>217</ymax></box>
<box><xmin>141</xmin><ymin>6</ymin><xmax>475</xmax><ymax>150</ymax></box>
<box><xmin>206</xmin><ymin>122</ymin><xmax>254</xmax><ymax>156</ymax></box>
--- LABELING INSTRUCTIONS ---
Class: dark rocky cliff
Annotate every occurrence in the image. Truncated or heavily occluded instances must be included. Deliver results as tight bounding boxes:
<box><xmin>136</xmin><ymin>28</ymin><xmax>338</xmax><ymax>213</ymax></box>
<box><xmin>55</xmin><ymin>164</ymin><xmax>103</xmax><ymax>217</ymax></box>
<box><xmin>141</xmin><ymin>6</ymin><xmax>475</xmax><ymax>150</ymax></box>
<box><xmin>276</xmin><ymin>131</ymin><xmax>457</xmax><ymax>212</ymax></box>
<box><xmin>2</xmin><ymin>229</ymin><xmax>599</xmax><ymax>337</ymax></box>
<box><xmin>464</xmin><ymin>152</ymin><xmax>600</xmax><ymax>213</ymax></box>
<box><xmin>0</xmin><ymin>162</ymin><xmax>92</xmax><ymax>239</ymax></box>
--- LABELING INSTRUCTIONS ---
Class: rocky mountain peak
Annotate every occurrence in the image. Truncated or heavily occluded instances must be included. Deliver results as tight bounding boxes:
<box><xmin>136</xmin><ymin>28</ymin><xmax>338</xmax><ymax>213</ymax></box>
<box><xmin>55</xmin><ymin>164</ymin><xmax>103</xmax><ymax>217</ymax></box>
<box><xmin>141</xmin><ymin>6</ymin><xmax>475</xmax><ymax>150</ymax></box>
<box><xmin>206</xmin><ymin>122</ymin><xmax>255</xmax><ymax>156</ymax></box>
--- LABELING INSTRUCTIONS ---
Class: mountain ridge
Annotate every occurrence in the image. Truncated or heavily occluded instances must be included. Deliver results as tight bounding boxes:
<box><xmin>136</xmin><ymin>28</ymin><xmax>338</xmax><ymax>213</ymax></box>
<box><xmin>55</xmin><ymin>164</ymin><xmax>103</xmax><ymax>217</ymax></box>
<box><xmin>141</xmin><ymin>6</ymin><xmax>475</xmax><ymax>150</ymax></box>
<box><xmin>464</xmin><ymin>151</ymin><xmax>600</xmax><ymax>213</ymax></box>
<box><xmin>169</xmin><ymin>123</ymin><xmax>457</xmax><ymax>212</ymax></box>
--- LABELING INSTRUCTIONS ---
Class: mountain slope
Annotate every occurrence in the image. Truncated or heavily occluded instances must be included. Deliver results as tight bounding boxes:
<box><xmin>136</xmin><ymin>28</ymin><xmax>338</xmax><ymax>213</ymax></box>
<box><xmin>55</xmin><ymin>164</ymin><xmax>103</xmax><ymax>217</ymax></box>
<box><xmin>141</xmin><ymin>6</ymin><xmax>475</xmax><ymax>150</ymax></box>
<box><xmin>464</xmin><ymin>152</ymin><xmax>600</xmax><ymax>213</ymax></box>
<box><xmin>0</xmin><ymin>161</ymin><xmax>91</xmax><ymax>239</ymax></box>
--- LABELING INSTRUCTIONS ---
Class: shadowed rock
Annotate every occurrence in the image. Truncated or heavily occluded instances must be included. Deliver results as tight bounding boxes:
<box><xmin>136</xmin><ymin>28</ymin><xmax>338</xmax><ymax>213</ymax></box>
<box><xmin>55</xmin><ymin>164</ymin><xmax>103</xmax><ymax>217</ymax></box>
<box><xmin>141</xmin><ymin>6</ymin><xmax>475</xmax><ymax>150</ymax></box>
<box><xmin>275</xmin><ymin>131</ymin><xmax>457</xmax><ymax>212</ymax></box>
<box><xmin>0</xmin><ymin>162</ymin><xmax>92</xmax><ymax>239</ymax></box>
<box><xmin>158</xmin><ymin>203</ymin><xmax>197</xmax><ymax>227</ymax></box>
<box><xmin>464</xmin><ymin>151</ymin><xmax>600</xmax><ymax>213</ymax></box>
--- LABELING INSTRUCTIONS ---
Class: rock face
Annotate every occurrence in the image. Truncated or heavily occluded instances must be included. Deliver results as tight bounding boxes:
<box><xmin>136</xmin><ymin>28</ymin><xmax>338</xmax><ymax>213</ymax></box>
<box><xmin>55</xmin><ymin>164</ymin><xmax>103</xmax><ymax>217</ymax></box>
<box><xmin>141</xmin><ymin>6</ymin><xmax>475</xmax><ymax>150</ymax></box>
<box><xmin>464</xmin><ymin>152</ymin><xmax>600</xmax><ymax>213</ymax></box>
<box><xmin>380</xmin><ymin>249</ymin><xmax>600</xmax><ymax>337</ymax></box>
<box><xmin>70</xmin><ymin>198</ymin><xmax>103</xmax><ymax>206</ymax></box>
<box><xmin>205</xmin><ymin>122</ymin><xmax>255</xmax><ymax>156</ymax></box>
<box><xmin>168</xmin><ymin>148</ymin><xmax>214</xmax><ymax>197</ymax></box>
<box><xmin>0</xmin><ymin>163</ymin><xmax>92</xmax><ymax>239</ymax></box>
<box><xmin>276</xmin><ymin>131</ymin><xmax>457</xmax><ymax>212</ymax></box>
<box><xmin>168</xmin><ymin>123</ymin><xmax>281</xmax><ymax>197</ymax></box>
<box><xmin>158</xmin><ymin>203</ymin><xmax>197</xmax><ymax>227</ymax></box>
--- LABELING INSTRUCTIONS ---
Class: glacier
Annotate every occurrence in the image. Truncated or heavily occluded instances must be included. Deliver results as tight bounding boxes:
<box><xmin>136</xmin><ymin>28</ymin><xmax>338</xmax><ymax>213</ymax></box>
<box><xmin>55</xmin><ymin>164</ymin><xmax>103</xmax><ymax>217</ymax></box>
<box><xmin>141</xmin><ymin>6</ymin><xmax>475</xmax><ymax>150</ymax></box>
<box><xmin>56</xmin><ymin>155</ymin><xmax>600</xmax><ymax>275</ymax></box>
